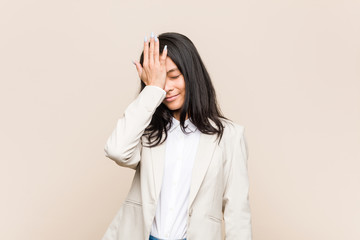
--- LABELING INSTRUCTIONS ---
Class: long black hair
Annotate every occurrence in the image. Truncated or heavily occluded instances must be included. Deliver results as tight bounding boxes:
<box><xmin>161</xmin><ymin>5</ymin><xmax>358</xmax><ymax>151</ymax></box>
<box><xmin>139</xmin><ymin>32</ymin><xmax>232</xmax><ymax>147</ymax></box>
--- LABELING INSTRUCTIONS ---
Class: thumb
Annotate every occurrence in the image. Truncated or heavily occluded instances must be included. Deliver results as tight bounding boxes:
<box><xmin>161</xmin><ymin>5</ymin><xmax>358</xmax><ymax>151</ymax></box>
<box><xmin>132</xmin><ymin>60</ymin><xmax>143</xmax><ymax>78</ymax></box>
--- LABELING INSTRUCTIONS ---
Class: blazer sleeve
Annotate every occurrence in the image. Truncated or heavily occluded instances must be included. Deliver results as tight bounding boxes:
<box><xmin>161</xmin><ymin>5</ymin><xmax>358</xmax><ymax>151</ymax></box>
<box><xmin>222</xmin><ymin>125</ymin><xmax>252</xmax><ymax>240</ymax></box>
<box><xmin>104</xmin><ymin>85</ymin><xmax>166</xmax><ymax>170</ymax></box>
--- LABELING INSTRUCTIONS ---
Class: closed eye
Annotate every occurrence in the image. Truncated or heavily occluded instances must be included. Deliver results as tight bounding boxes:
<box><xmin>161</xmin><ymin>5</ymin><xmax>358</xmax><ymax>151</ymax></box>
<box><xmin>170</xmin><ymin>75</ymin><xmax>180</xmax><ymax>79</ymax></box>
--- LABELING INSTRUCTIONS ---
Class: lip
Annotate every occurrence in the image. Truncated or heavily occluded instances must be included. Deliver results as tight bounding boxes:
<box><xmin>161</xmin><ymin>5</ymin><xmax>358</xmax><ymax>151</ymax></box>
<box><xmin>165</xmin><ymin>94</ymin><xmax>179</xmax><ymax>102</ymax></box>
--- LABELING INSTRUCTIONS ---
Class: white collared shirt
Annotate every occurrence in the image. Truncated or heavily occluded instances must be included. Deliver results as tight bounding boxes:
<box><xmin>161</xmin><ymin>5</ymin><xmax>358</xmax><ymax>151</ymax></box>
<box><xmin>150</xmin><ymin>115</ymin><xmax>201</xmax><ymax>239</ymax></box>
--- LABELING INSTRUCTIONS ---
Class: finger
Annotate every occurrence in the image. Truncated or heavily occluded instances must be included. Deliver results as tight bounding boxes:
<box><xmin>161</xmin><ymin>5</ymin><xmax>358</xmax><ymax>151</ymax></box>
<box><xmin>143</xmin><ymin>35</ymin><xmax>148</xmax><ymax>67</ymax></box>
<box><xmin>154</xmin><ymin>34</ymin><xmax>160</xmax><ymax>64</ymax></box>
<box><xmin>149</xmin><ymin>32</ymin><xmax>155</xmax><ymax>66</ymax></box>
<box><xmin>160</xmin><ymin>45</ymin><xmax>167</xmax><ymax>65</ymax></box>
<box><xmin>133</xmin><ymin>60</ymin><xmax>143</xmax><ymax>78</ymax></box>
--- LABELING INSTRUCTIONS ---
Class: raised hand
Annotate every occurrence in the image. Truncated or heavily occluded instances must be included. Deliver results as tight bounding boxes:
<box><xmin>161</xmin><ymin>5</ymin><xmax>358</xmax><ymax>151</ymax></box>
<box><xmin>133</xmin><ymin>32</ymin><xmax>168</xmax><ymax>90</ymax></box>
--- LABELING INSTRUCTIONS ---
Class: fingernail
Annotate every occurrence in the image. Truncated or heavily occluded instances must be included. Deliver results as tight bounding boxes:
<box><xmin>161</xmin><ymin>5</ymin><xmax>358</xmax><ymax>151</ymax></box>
<box><xmin>155</xmin><ymin>35</ymin><xmax>158</xmax><ymax>42</ymax></box>
<box><xmin>144</xmin><ymin>36</ymin><xmax>147</xmax><ymax>42</ymax></box>
<box><xmin>151</xmin><ymin>32</ymin><xmax>154</xmax><ymax>38</ymax></box>
<box><xmin>164</xmin><ymin>45</ymin><xmax>167</xmax><ymax>51</ymax></box>
<box><xmin>132</xmin><ymin>60</ymin><xmax>136</xmax><ymax>65</ymax></box>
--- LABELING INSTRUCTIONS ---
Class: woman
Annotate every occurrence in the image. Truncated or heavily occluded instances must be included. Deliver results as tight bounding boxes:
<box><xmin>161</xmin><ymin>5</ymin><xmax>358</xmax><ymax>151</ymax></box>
<box><xmin>102</xmin><ymin>32</ymin><xmax>252</xmax><ymax>240</ymax></box>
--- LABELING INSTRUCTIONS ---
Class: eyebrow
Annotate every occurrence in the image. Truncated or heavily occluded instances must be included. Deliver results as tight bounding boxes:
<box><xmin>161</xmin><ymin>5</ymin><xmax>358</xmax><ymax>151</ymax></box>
<box><xmin>167</xmin><ymin>68</ymin><xmax>179</xmax><ymax>73</ymax></box>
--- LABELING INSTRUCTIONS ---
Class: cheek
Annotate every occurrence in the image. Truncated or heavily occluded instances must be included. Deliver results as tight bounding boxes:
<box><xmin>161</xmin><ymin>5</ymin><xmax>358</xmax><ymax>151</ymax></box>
<box><xmin>180</xmin><ymin>88</ymin><xmax>185</xmax><ymax>102</ymax></box>
<box><xmin>179</xmin><ymin>78</ymin><xmax>186</xmax><ymax>94</ymax></box>
<box><xmin>179</xmin><ymin>93</ymin><xmax>186</xmax><ymax>105</ymax></box>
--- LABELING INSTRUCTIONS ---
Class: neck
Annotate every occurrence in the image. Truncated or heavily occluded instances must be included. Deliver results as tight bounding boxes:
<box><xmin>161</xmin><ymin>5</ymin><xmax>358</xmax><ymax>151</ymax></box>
<box><xmin>173</xmin><ymin>112</ymin><xmax>189</xmax><ymax>121</ymax></box>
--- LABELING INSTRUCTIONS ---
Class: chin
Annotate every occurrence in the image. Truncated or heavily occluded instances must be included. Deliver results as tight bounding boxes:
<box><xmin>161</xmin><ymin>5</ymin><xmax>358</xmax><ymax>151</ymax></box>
<box><xmin>166</xmin><ymin>105</ymin><xmax>180</xmax><ymax>111</ymax></box>
<box><xmin>164</xmin><ymin>99</ymin><xmax>183</xmax><ymax>110</ymax></box>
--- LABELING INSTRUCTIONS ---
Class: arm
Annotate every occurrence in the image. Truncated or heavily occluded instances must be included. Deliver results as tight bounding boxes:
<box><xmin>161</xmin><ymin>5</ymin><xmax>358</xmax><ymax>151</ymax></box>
<box><xmin>104</xmin><ymin>85</ymin><xmax>166</xmax><ymax>170</ymax></box>
<box><xmin>222</xmin><ymin>125</ymin><xmax>252</xmax><ymax>239</ymax></box>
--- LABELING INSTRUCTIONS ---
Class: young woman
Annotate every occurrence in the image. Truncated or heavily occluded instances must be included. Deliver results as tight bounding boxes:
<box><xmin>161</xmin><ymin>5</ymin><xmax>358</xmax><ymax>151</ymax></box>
<box><xmin>102</xmin><ymin>32</ymin><xmax>252</xmax><ymax>240</ymax></box>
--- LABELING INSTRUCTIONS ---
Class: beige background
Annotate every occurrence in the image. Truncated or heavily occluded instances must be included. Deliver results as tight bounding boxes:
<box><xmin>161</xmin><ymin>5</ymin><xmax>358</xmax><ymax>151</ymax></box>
<box><xmin>1</xmin><ymin>0</ymin><xmax>359</xmax><ymax>239</ymax></box>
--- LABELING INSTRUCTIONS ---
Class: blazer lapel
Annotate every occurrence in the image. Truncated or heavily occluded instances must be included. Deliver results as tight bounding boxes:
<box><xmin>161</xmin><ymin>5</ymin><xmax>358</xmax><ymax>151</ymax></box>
<box><xmin>187</xmin><ymin>130</ymin><xmax>218</xmax><ymax>212</ymax></box>
<box><xmin>150</xmin><ymin>119</ymin><xmax>218</xmax><ymax>212</ymax></box>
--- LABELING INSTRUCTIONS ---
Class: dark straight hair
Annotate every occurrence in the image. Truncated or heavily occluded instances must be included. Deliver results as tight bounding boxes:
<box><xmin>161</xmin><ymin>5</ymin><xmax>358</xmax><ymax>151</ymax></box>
<box><xmin>138</xmin><ymin>32</ymin><xmax>232</xmax><ymax>147</ymax></box>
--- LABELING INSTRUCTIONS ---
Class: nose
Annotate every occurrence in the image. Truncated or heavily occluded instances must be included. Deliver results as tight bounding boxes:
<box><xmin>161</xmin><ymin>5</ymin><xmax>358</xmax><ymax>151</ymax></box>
<box><xmin>163</xmin><ymin>78</ymin><xmax>173</xmax><ymax>93</ymax></box>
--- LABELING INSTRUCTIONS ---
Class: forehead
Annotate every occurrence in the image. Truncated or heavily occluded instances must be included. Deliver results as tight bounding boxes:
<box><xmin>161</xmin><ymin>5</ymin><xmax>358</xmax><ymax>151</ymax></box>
<box><xmin>165</xmin><ymin>57</ymin><xmax>180</xmax><ymax>73</ymax></box>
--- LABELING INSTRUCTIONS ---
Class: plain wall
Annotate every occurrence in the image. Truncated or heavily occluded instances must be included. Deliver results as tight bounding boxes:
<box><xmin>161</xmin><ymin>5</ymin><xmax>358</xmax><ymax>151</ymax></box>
<box><xmin>1</xmin><ymin>0</ymin><xmax>359</xmax><ymax>239</ymax></box>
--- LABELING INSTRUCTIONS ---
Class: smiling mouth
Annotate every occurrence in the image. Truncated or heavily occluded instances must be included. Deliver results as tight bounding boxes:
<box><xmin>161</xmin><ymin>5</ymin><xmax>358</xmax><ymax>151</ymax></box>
<box><xmin>165</xmin><ymin>94</ymin><xmax>179</xmax><ymax>101</ymax></box>
<box><xmin>166</xmin><ymin>94</ymin><xmax>179</xmax><ymax>99</ymax></box>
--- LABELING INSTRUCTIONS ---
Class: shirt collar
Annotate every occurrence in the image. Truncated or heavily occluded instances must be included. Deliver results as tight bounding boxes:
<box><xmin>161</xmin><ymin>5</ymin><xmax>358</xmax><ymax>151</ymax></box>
<box><xmin>168</xmin><ymin>116</ymin><xmax>197</xmax><ymax>133</ymax></box>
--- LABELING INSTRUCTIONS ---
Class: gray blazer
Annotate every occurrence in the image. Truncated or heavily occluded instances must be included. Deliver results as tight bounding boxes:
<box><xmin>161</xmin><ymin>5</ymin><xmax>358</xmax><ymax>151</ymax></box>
<box><xmin>102</xmin><ymin>86</ymin><xmax>252</xmax><ymax>240</ymax></box>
